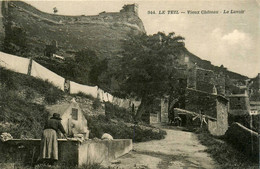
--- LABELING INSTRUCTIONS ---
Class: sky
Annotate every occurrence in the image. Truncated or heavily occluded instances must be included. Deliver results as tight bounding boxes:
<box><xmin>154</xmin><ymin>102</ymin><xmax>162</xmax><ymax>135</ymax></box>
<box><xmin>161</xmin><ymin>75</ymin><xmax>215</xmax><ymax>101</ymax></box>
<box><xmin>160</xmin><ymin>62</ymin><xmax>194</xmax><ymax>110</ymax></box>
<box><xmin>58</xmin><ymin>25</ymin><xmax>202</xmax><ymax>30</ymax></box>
<box><xmin>25</xmin><ymin>0</ymin><xmax>260</xmax><ymax>78</ymax></box>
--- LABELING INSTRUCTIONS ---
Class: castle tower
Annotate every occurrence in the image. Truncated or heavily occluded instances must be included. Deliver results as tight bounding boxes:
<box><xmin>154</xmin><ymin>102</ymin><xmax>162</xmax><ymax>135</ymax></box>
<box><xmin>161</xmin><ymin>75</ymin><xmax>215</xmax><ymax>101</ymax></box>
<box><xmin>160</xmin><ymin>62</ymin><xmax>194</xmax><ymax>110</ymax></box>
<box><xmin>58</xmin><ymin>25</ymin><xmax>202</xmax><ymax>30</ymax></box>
<box><xmin>120</xmin><ymin>4</ymin><xmax>139</xmax><ymax>16</ymax></box>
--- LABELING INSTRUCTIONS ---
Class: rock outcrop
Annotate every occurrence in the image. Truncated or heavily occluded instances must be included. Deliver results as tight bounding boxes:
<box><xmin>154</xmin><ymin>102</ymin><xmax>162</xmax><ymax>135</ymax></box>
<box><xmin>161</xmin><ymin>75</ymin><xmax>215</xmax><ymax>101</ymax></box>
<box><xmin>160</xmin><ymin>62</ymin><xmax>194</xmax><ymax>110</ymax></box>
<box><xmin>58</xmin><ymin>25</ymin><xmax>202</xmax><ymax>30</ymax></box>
<box><xmin>1</xmin><ymin>1</ymin><xmax>146</xmax><ymax>58</ymax></box>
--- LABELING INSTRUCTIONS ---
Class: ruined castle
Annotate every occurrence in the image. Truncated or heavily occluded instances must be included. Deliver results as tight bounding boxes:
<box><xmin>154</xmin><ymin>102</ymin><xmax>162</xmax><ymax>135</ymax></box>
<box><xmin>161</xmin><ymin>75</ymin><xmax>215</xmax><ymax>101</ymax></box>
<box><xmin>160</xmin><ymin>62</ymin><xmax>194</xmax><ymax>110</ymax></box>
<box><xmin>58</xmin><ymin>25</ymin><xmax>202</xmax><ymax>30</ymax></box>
<box><xmin>1</xmin><ymin>1</ymin><xmax>145</xmax><ymax>58</ymax></box>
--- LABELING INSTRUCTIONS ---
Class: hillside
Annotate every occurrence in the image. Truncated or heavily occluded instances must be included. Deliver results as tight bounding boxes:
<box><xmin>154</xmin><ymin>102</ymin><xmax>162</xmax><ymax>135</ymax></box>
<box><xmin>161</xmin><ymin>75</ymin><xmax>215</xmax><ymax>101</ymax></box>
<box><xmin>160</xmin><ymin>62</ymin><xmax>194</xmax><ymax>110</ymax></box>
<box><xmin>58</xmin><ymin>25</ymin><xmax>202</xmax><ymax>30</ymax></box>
<box><xmin>185</xmin><ymin>50</ymin><xmax>247</xmax><ymax>80</ymax></box>
<box><xmin>0</xmin><ymin>67</ymin><xmax>166</xmax><ymax>142</ymax></box>
<box><xmin>0</xmin><ymin>67</ymin><xmax>105</xmax><ymax>138</ymax></box>
<box><xmin>1</xmin><ymin>0</ymin><xmax>145</xmax><ymax>59</ymax></box>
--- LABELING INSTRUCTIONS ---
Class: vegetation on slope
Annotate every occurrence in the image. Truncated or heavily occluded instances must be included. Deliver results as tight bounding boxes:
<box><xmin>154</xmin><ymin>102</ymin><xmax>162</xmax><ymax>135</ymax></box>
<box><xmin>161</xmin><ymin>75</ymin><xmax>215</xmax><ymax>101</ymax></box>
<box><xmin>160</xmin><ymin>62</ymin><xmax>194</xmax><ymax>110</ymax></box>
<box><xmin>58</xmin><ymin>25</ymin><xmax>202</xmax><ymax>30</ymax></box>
<box><xmin>86</xmin><ymin>102</ymin><xmax>166</xmax><ymax>142</ymax></box>
<box><xmin>0</xmin><ymin>67</ymin><xmax>64</xmax><ymax>138</ymax></box>
<box><xmin>34</xmin><ymin>49</ymin><xmax>108</xmax><ymax>85</ymax></box>
<box><xmin>0</xmin><ymin>67</ymin><xmax>166</xmax><ymax>141</ymax></box>
<box><xmin>197</xmin><ymin>129</ymin><xmax>258</xmax><ymax>169</ymax></box>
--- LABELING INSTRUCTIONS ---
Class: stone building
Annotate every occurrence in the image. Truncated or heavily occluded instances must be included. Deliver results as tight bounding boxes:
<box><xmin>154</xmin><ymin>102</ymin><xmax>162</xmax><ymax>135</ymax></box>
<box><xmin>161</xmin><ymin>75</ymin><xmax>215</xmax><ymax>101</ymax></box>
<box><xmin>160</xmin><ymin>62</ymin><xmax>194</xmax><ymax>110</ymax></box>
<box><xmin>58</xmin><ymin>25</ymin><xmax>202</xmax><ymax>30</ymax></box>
<box><xmin>158</xmin><ymin>87</ymin><xmax>229</xmax><ymax>136</ymax></box>
<box><xmin>249</xmin><ymin>101</ymin><xmax>260</xmax><ymax>115</ymax></box>
<box><xmin>227</xmin><ymin>94</ymin><xmax>250</xmax><ymax>116</ymax></box>
<box><xmin>120</xmin><ymin>4</ymin><xmax>139</xmax><ymax>15</ymax></box>
<box><xmin>46</xmin><ymin>99</ymin><xmax>89</xmax><ymax>139</ymax></box>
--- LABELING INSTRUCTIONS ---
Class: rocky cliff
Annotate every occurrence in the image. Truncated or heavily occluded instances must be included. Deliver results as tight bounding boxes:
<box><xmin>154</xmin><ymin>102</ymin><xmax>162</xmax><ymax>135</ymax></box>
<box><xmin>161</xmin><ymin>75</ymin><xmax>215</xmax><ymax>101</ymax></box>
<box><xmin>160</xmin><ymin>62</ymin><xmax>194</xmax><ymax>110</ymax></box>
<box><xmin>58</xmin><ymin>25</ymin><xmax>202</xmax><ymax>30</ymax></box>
<box><xmin>1</xmin><ymin>0</ymin><xmax>146</xmax><ymax>58</ymax></box>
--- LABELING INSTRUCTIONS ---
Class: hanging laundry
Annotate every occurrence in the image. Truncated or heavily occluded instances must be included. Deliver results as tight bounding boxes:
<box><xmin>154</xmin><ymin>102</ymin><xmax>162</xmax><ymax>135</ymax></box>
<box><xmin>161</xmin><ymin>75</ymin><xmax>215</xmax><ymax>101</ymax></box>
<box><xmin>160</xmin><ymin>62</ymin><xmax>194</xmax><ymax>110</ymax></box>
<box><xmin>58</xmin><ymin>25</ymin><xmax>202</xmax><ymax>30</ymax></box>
<box><xmin>31</xmin><ymin>61</ymin><xmax>65</xmax><ymax>91</ymax></box>
<box><xmin>0</xmin><ymin>52</ymin><xmax>30</xmax><ymax>74</ymax></box>
<box><xmin>70</xmin><ymin>81</ymin><xmax>98</xmax><ymax>98</ymax></box>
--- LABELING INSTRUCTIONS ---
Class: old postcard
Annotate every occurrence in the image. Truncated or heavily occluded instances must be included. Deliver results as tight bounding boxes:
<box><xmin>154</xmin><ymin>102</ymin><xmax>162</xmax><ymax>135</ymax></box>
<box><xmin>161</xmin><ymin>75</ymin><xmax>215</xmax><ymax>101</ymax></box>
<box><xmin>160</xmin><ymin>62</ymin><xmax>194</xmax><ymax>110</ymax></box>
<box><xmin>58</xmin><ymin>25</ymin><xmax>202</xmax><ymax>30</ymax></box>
<box><xmin>0</xmin><ymin>0</ymin><xmax>259</xmax><ymax>168</ymax></box>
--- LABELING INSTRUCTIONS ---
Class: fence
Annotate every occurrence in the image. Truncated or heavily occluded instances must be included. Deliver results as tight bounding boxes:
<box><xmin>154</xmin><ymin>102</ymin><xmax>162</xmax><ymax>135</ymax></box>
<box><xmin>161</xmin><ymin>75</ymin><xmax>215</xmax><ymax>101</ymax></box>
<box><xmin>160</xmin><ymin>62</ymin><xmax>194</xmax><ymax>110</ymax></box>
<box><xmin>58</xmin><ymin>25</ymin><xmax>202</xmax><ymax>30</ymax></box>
<box><xmin>0</xmin><ymin>51</ymin><xmax>140</xmax><ymax>109</ymax></box>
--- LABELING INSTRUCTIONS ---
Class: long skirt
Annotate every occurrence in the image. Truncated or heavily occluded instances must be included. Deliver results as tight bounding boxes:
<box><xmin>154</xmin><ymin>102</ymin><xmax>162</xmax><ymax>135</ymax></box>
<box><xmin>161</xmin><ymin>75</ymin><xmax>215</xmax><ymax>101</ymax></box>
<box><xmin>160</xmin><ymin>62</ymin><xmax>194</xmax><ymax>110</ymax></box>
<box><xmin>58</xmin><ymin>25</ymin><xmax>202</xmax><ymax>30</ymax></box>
<box><xmin>40</xmin><ymin>129</ymin><xmax>58</xmax><ymax>160</ymax></box>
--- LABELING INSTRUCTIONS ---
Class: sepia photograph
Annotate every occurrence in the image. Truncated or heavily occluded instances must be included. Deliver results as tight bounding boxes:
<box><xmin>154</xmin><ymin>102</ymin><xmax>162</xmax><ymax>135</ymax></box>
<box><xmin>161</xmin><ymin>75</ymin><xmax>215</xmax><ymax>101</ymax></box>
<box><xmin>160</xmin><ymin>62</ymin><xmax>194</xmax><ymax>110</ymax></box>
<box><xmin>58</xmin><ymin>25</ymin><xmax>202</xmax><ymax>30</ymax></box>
<box><xmin>0</xmin><ymin>0</ymin><xmax>259</xmax><ymax>168</ymax></box>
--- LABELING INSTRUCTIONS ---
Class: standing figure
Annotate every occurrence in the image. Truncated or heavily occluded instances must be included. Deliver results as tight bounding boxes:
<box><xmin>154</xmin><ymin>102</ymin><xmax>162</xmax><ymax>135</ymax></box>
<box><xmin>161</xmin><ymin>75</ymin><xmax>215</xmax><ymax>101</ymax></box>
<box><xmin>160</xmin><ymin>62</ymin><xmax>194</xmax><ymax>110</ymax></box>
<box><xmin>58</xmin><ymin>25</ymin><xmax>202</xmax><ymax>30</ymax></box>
<box><xmin>200</xmin><ymin>110</ymin><xmax>207</xmax><ymax>128</ymax></box>
<box><xmin>39</xmin><ymin>113</ymin><xmax>67</xmax><ymax>165</ymax></box>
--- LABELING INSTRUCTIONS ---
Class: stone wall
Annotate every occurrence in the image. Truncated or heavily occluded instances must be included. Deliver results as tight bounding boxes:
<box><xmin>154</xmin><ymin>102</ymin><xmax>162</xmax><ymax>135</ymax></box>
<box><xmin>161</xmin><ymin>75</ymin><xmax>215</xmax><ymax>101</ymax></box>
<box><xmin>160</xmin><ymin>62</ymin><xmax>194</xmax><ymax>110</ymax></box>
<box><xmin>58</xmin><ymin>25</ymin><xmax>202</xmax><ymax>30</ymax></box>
<box><xmin>228</xmin><ymin>95</ymin><xmax>250</xmax><ymax>115</ymax></box>
<box><xmin>160</xmin><ymin>97</ymin><xmax>169</xmax><ymax>123</ymax></box>
<box><xmin>185</xmin><ymin>88</ymin><xmax>217</xmax><ymax>118</ymax></box>
<box><xmin>186</xmin><ymin>66</ymin><xmax>226</xmax><ymax>95</ymax></box>
<box><xmin>208</xmin><ymin>98</ymin><xmax>228</xmax><ymax>136</ymax></box>
<box><xmin>78</xmin><ymin>139</ymin><xmax>132</xmax><ymax>165</ymax></box>
<box><xmin>225</xmin><ymin>122</ymin><xmax>259</xmax><ymax>162</ymax></box>
<box><xmin>0</xmin><ymin>139</ymin><xmax>132</xmax><ymax>166</ymax></box>
<box><xmin>0</xmin><ymin>139</ymin><xmax>79</xmax><ymax>166</ymax></box>
<box><xmin>214</xmin><ymin>72</ymin><xmax>226</xmax><ymax>95</ymax></box>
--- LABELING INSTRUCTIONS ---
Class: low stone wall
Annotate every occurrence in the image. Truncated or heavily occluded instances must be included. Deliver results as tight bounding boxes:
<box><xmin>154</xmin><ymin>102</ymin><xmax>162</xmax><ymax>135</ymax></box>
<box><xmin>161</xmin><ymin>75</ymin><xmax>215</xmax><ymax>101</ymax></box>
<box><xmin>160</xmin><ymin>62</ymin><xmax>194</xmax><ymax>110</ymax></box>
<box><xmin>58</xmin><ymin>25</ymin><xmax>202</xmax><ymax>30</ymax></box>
<box><xmin>225</xmin><ymin>123</ymin><xmax>259</xmax><ymax>162</ymax></box>
<box><xmin>78</xmin><ymin>139</ymin><xmax>132</xmax><ymax>165</ymax></box>
<box><xmin>0</xmin><ymin>139</ymin><xmax>132</xmax><ymax>167</ymax></box>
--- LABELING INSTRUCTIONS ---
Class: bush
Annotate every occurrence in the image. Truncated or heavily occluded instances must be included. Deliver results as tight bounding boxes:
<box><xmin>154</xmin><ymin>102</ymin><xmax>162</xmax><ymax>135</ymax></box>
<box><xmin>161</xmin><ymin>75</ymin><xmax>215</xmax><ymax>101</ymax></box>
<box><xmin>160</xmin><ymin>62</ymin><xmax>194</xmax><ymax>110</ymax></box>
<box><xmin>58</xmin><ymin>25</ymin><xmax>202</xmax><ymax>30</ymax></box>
<box><xmin>0</xmin><ymin>68</ymin><xmax>64</xmax><ymax>104</ymax></box>
<box><xmin>105</xmin><ymin>102</ymin><xmax>134</xmax><ymax>122</ymax></box>
<box><xmin>92</xmin><ymin>98</ymin><xmax>101</xmax><ymax>110</ymax></box>
<box><xmin>197</xmin><ymin>130</ymin><xmax>258</xmax><ymax>168</ymax></box>
<box><xmin>228</xmin><ymin>114</ymin><xmax>259</xmax><ymax>132</ymax></box>
<box><xmin>0</xmin><ymin>68</ymin><xmax>62</xmax><ymax>138</ymax></box>
<box><xmin>73</xmin><ymin>92</ymin><xmax>95</xmax><ymax>100</ymax></box>
<box><xmin>44</xmin><ymin>86</ymin><xmax>64</xmax><ymax>104</ymax></box>
<box><xmin>0</xmin><ymin>87</ymin><xmax>49</xmax><ymax>138</ymax></box>
<box><xmin>86</xmin><ymin>115</ymin><xmax>166</xmax><ymax>142</ymax></box>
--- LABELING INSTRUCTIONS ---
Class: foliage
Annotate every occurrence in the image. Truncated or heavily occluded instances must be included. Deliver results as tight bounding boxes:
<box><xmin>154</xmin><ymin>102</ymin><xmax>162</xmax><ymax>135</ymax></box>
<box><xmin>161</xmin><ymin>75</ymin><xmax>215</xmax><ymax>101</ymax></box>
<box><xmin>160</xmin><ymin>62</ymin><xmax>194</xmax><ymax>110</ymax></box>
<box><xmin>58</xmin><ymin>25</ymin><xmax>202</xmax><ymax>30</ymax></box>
<box><xmin>104</xmin><ymin>102</ymin><xmax>134</xmax><ymax>122</ymax></box>
<box><xmin>118</xmin><ymin>32</ymin><xmax>185</xmax><ymax>98</ymax></box>
<box><xmin>0</xmin><ymin>67</ymin><xmax>64</xmax><ymax>104</ymax></box>
<box><xmin>34</xmin><ymin>49</ymin><xmax>108</xmax><ymax>85</ymax></box>
<box><xmin>0</xmin><ymin>87</ymin><xmax>49</xmax><ymax>138</ymax></box>
<box><xmin>228</xmin><ymin>114</ymin><xmax>259</xmax><ymax>132</ymax></box>
<box><xmin>86</xmin><ymin>115</ymin><xmax>166</xmax><ymax>142</ymax></box>
<box><xmin>110</xmin><ymin>32</ymin><xmax>185</xmax><ymax>121</ymax></box>
<box><xmin>0</xmin><ymin>68</ymin><xmax>65</xmax><ymax>138</ymax></box>
<box><xmin>92</xmin><ymin>98</ymin><xmax>101</xmax><ymax>110</ymax></box>
<box><xmin>3</xmin><ymin>13</ymin><xmax>28</xmax><ymax>56</ymax></box>
<box><xmin>197</xmin><ymin>130</ymin><xmax>258</xmax><ymax>168</ymax></box>
<box><xmin>72</xmin><ymin>92</ymin><xmax>95</xmax><ymax>100</ymax></box>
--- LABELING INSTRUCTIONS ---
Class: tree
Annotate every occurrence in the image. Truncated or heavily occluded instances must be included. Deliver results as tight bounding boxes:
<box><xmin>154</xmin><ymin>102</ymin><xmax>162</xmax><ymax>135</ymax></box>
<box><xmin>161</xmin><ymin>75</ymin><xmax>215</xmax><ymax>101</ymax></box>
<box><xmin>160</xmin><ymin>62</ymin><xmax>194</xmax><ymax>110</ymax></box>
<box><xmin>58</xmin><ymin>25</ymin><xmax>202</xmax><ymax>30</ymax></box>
<box><xmin>116</xmin><ymin>32</ymin><xmax>185</xmax><ymax>121</ymax></box>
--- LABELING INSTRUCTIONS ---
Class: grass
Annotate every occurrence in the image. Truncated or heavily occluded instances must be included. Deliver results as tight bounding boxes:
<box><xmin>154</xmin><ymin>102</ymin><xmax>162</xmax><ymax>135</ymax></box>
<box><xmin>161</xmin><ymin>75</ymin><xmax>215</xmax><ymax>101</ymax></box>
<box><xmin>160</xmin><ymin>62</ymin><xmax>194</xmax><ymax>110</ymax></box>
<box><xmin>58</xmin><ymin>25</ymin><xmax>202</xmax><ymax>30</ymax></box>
<box><xmin>86</xmin><ymin>114</ymin><xmax>166</xmax><ymax>142</ymax></box>
<box><xmin>0</xmin><ymin>67</ymin><xmax>64</xmax><ymax>104</ymax></box>
<box><xmin>196</xmin><ymin>129</ymin><xmax>259</xmax><ymax>169</ymax></box>
<box><xmin>0</xmin><ymin>67</ymin><xmax>64</xmax><ymax>138</ymax></box>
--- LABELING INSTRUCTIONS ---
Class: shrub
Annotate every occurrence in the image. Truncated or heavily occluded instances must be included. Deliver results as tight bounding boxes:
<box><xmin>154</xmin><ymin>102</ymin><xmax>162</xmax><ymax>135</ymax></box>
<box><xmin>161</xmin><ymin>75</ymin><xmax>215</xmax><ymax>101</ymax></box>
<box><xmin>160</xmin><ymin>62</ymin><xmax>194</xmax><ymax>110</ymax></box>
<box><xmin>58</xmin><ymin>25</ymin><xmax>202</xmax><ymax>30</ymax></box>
<box><xmin>105</xmin><ymin>102</ymin><xmax>134</xmax><ymax>122</ymax></box>
<box><xmin>197</xmin><ymin>130</ymin><xmax>258</xmax><ymax>168</ymax></box>
<box><xmin>72</xmin><ymin>92</ymin><xmax>95</xmax><ymax>100</ymax></box>
<box><xmin>44</xmin><ymin>86</ymin><xmax>64</xmax><ymax>104</ymax></box>
<box><xmin>86</xmin><ymin>115</ymin><xmax>166</xmax><ymax>142</ymax></box>
<box><xmin>92</xmin><ymin>98</ymin><xmax>101</xmax><ymax>110</ymax></box>
<box><xmin>0</xmin><ymin>87</ymin><xmax>49</xmax><ymax>138</ymax></box>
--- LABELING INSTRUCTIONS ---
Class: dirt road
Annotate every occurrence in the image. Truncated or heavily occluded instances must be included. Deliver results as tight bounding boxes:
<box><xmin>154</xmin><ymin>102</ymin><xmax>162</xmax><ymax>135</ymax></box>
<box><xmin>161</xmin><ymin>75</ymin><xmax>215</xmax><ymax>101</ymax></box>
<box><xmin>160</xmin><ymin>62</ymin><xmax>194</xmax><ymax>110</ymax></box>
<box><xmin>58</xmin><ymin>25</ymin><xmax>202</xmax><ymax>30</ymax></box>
<box><xmin>107</xmin><ymin>127</ymin><xmax>217</xmax><ymax>169</ymax></box>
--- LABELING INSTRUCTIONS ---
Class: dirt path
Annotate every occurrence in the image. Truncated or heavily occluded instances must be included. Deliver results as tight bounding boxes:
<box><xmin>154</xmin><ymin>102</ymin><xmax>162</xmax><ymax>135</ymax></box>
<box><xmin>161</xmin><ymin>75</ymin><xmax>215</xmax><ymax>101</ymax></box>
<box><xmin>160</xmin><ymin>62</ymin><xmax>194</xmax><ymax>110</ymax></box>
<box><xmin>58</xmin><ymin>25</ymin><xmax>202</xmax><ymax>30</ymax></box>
<box><xmin>106</xmin><ymin>127</ymin><xmax>217</xmax><ymax>169</ymax></box>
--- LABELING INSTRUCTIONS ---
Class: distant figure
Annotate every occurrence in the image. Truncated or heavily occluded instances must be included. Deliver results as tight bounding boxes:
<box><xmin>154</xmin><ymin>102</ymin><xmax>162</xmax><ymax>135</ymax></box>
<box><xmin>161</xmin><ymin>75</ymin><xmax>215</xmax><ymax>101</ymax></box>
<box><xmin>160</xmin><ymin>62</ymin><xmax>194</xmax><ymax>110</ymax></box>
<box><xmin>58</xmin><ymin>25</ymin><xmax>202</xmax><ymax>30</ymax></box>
<box><xmin>39</xmin><ymin>113</ymin><xmax>67</xmax><ymax>165</ymax></box>
<box><xmin>53</xmin><ymin>7</ymin><xmax>58</xmax><ymax>14</ymax></box>
<box><xmin>174</xmin><ymin>116</ymin><xmax>182</xmax><ymax>127</ymax></box>
<box><xmin>168</xmin><ymin>108</ymin><xmax>174</xmax><ymax>125</ymax></box>
<box><xmin>200</xmin><ymin>110</ymin><xmax>207</xmax><ymax>128</ymax></box>
<box><xmin>101</xmin><ymin>133</ymin><xmax>113</xmax><ymax>140</ymax></box>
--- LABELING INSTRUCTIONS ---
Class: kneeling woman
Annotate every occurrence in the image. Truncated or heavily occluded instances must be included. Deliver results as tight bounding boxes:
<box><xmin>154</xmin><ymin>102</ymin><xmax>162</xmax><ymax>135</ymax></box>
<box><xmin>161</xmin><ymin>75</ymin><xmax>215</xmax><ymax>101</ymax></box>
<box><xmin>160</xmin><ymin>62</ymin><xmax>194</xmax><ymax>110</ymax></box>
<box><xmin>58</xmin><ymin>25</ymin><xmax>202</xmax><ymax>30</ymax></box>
<box><xmin>40</xmin><ymin>113</ymin><xmax>67</xmax><ymax>165</ymax></box>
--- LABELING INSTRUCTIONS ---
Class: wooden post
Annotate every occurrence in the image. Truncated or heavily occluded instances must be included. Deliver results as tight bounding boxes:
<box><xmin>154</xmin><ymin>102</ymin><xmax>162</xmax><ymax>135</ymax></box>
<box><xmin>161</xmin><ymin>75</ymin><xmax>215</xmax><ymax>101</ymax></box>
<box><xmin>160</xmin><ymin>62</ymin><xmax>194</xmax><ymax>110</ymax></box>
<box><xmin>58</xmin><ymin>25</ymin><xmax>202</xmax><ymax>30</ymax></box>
<box><xmin>27</xmin><ymin>58</ymin><xmax>33</xmax><ymax>76</ymax></box>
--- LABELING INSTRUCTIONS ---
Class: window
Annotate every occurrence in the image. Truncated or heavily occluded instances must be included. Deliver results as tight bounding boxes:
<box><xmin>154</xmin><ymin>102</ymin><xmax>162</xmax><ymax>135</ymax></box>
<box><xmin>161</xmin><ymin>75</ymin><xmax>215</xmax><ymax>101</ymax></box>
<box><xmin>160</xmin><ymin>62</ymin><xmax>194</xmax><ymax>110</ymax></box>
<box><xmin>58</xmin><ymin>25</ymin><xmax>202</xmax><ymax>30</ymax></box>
<box><xmin>72</xmin><ymin>108</ymin><xmax>78</xmax><ymax>120</ymax></box>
